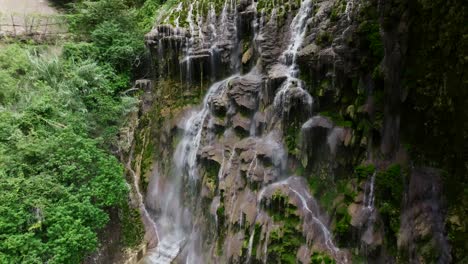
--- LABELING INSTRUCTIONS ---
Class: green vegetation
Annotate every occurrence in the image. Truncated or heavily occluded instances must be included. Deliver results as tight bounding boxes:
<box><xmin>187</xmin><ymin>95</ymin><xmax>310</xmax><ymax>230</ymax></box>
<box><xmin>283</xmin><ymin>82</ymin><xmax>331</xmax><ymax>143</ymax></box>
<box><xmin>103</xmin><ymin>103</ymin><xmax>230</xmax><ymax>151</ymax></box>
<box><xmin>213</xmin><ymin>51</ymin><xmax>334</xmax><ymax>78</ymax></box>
<box><xmin>0</xmin><ymin>0</ymin><xmax>165</xmax><ymax>262</ymax></box>
<box><xmin>310</xmin><ymin>252</ymin><xmax>335</xmax><ymax>264</ymax></box>
<box><xmin>264</xmin><ymin>190</ymin><xmax>305</xmax><ymax>264</ymax></box>
<box><xmin>330</xmin><ymin>0</ymin><xmax>346</xmax><ymax>22</ymax></box>
<box><xmin>120</xmin><ymin>202</ymin><xmax>145</xmax><ymax>247</ymax></box>
<box><xmin>216</xmin><ymin>202</ymin><xmax>226</xmax><ymax>256</ymax></box>
<box><xmin>319</xmin><ymin>111</ymin><xmax>353</xmax><ymax>128</ymax></box>
<box><xmin>354</xmin><ymin>164</ymin><xmax>375</xmax><ymax>180</ymax></box>
<box><xmin>285</xmin><ymin>120</ymin><xmax>301</xmax><ymax>156</ymax></box>
<box><xmin>398</xmin><ymin>1</ymin><xmax>467</xmax><ymax>260</ymax></box>
<box><xmin>374</xmin><ymin>164</ymin><xmax>403</xmax><ymax>254</ymax></box>
<box><xmin>315</xmin><ymin>31</ymin><xmax>332</xmax><ymax>47</ymax></box>
<box><xmin>0</xmin><ymin>44</ymin><xmax>132</xmax><ymax>263</ymax></box>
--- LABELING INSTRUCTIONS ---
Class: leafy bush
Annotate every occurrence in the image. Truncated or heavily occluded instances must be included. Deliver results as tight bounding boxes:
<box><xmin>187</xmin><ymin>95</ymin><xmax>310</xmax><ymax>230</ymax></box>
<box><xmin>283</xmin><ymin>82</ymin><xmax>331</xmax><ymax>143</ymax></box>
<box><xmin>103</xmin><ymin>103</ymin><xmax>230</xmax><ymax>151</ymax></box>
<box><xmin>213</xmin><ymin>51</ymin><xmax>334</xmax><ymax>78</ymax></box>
<box><xmin>0</xmin><ymin>45</ymin><xmax>134</xmax><ymax>263</ymax></box>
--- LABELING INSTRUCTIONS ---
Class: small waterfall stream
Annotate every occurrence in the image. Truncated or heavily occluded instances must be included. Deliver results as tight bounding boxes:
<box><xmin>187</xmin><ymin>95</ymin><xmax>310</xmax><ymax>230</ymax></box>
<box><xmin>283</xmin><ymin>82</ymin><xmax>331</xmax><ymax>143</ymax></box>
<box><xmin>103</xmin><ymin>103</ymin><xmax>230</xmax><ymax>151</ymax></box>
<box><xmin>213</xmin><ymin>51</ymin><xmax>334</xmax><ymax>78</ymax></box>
<box><xmin>274</xmin><ymin>0</ymin><xmax>314</xmax><ymax>118</ymax></box>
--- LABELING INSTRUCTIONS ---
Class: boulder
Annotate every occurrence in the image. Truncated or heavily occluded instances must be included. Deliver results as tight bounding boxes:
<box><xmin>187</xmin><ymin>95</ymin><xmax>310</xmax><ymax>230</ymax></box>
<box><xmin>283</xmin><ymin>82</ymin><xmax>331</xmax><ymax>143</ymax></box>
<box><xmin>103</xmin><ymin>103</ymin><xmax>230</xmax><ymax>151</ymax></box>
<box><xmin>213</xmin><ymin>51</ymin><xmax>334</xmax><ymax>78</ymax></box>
<box><xmin>228</xmin><ymin>74</ymin><xmax>262</xmax><ymax>111</ymax></box>
<box><xmin>232</xmin><ymin>113</ymin><xmax>251</xmax><ymax>135</ymax></box>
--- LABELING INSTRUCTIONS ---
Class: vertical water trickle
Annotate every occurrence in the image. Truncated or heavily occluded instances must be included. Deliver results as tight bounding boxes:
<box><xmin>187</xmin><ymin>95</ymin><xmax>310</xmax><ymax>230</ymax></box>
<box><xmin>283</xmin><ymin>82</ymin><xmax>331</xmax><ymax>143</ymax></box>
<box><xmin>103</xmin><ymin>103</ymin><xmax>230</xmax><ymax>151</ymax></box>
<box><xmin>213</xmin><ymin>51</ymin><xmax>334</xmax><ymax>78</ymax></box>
<box><xmin>208</xmin><ymin>3</ymin><xmax>217</xmax><ymax>41</ymax></box>
<box><xmin>367</xmin><ymin>171</ymin><xmax>376</xmax><ymax>210</ymax></box>
<box><xmin>255</xmin><ymin>177</ymin><xmax>344</xmax><ymax>261</ymax></box>
<box><xmin>363</xmin><ymin>171</ymin><xmax>376</xmax><ymax>212</ymax></box>
<box><xmin>196</xmin><ymin>1</ymin><xmax>205</xmax><ymax>47</ymax></box>
<box><xmin>345</xmin><ymin>0</ymin><xmax>354</xmax><ymax>21</ymax></box>
<box><xmin>128</xmin><ymin>155</ymin><xmax>160</xmax><ymax>245</ymax></box>
<box><xmin>246</xmin><ymin>226</ymin><xmax>256</xmax><ymax>262</ymax></box>
<box><xmin>184</xmin><ymin>2</ymin><xmax>196</xmax><ymax>85</ymax></box>
<box><xmin>273</xmin><ymin>0</ymin><xmax>314</xmax><ymax>119</ymax></box>
<box><xmin>287</xmin><ymin>187</ymin><xmax>340</xmax><ymax>256</ymax></box>
<box><xmin>174</xmin><ymin>2</ymin><xmax>183</xmax><ymax>29</ymax></box>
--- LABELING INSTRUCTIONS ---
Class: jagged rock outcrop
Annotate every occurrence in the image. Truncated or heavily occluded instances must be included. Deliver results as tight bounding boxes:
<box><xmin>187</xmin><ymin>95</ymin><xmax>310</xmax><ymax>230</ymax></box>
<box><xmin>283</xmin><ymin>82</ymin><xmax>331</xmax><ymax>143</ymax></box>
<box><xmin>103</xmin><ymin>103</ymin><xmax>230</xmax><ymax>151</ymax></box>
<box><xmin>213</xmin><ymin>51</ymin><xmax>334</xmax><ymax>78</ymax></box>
<box><xmin>399</xmin><ymin>167</ymin><xmax>451</xmax><ymax>263</ymax></box>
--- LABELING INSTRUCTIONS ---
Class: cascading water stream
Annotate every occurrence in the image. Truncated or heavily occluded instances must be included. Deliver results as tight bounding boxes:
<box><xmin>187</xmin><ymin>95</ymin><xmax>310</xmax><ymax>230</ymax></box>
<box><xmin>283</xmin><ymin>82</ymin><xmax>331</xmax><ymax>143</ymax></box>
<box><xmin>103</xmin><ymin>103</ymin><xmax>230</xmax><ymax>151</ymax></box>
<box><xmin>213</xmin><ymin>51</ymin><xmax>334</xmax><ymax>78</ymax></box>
<box><xmin>364</xmin><ymin>171</ymin><xmax>376</xmax><ymax>211</ymax></box>
<box><xmin>287</xmin><ymin>187</ymin><xmax>341</xmax><ymax>256</ymax></box>
<box><xmin>246</xmin><ymin>226</ymin><xmax>256</xmax><ymax>262</ymax></box>
<box><xmin>273</xmin><ymin>0</ymin><xmax>314</xmax><ymax>118</ymax></box>
<box><xmin>175</xmin><ymin>76</ymin><xmax>238</xmax><ymax>181</ymax></box>
<box><xmin>254</xmin><ymin>177</ymin><xmax>344</xmax><ymax>262</ymax></box>
<box><xmin>127</xmin><ymin>152</ymin><xmax>160</xmax><ymax>246</ymax></box>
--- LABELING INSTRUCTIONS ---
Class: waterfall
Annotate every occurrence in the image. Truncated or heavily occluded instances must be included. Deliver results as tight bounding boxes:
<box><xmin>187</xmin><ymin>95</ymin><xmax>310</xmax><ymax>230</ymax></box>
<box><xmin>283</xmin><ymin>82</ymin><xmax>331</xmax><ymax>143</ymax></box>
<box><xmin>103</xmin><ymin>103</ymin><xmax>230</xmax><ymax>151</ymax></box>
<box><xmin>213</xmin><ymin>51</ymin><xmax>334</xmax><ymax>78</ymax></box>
<box><xmin>184</xmin><ymin>2</ymin><xmax>196</xmax><ymax>84</ymax></box>
<box><xmin>273</xmin><ymin>0</ymin><xmax>314</xmax><ymax>119</ymax></box>
<box><xmin>255</xmin><ymin>177</ymin><xmax>344</xmax><ymax>261</ymax></box>
<box><xmin>142</xmin><ymin>1</ymin><xmax>353</xmax><ymax>263</ymax></box>
<box><xmin>281</xmin><ymin>0</ymin><xmax>314</xmax><ymax>67</ymax></box>
<box><xmin>287</xmin><ymin>187</ymin><xmax>340</xmax><ymax>256</ymax></box>
<box><xmin>196</xmin><ymin>2</ymin><xmax>205</xmax><ymax>46</ymax></box>
<box><xmin>175</xmin><ymin>76</ymin><xmax>237</xmax><ymax>181</ymax></box>
<box><xmin>363</xmin><ymin>171</ymin><xmax>376</xmax><ymax>211</ymax></box>
<box><xmin>208</xmin><ymin>3</ymin><xmax>217</xmax><ymax>40</ymax></box>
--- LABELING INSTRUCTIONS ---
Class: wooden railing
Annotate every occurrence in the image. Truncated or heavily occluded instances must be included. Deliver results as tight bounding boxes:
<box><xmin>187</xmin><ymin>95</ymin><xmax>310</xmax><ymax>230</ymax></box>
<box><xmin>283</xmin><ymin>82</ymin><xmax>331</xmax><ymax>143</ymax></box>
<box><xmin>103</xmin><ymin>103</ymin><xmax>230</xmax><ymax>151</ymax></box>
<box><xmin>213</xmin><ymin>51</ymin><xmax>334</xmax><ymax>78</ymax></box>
<box><xmin>0</xmin><ymin>13</ymin><xmax>68</xmax><ymax>41</ymax></box>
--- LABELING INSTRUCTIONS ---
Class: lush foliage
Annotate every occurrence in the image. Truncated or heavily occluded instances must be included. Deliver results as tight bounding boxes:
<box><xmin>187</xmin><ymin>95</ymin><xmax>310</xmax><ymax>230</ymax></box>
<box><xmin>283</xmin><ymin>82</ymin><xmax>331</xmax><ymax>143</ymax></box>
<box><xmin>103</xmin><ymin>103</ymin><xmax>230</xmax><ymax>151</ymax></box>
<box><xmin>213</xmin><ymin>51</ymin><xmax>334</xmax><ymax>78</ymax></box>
<box><xmin>0</xmin><ymin>44</ymin><xmax>137</xmax><ymax>262</ymax></box>
<box><xmin>0</xmin><ymin>1</ymin><xmax>166</xmax><ymax>261</ymax></box>
<box><xmin>0</xmin><ymin>0</ymin><xmax>164</xmax><ymax>261</ymax></box>
<box><xmin>264</xmin><ymin>191</ymin><xmax>306</xmax><ymax>264</ymax></box>
<box><xmin>374</xmin><ymin>164</ymin><xmax>403</xmax><ymax>253</ymax></box>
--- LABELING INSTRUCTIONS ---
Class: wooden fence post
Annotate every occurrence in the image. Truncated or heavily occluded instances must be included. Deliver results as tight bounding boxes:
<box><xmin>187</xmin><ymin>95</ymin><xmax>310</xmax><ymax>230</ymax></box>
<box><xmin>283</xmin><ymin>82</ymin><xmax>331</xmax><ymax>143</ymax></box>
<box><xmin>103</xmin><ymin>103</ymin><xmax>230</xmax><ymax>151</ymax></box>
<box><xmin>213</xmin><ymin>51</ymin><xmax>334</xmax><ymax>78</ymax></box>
<box><xmin>11</xmin><ymin>15</ymin><xmax>16</xmax><ymax>36</ymax></box>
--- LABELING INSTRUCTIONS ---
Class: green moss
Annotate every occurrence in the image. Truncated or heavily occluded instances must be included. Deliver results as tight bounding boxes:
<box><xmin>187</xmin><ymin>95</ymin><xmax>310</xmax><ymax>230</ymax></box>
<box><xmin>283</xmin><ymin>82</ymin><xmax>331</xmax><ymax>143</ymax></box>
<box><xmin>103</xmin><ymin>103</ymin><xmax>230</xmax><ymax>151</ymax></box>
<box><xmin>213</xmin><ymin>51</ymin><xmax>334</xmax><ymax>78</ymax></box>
<box><xmin>252</xmin><ymin>223</ymin><xmax>262</xmax><ymax>257</ymax></box>
<box><xmin>285</xmin><ymin>121</ymin><xmax>301</xmax><ymax>156</ymax></box>
<box><xmin>267</xmin><ymin>227</ymin><xmax>304</xmax><ymax>264</ymax></box>
<box><xmin>120</xmin><ymin>202</ymin><xmax>145</xmax><ymax>248</ymax></box>
<box><xmin>330</xmin><ymin>0</ymin><xmax>346</xmax><ymax>22</ymax></box>
<box><xmin>354</xmin><ymin>164</ymin><xmax>376</xmax><ymax>180</ymax></box>
<box><xmin>216</xmin><ymin>203</ymin><xmax>226</xmax><ymax>255</ymax></box>
<box><xmin>316</xmin><ymin>31</ymin><xmax>332</xmax><ymax>47</ymax></box>
<box><xmin>310</xmin><ymin>252</ymin><xmax>335</xmax><ymax>264</ymax></box>
<box><xmin>319</xmin><ymin>111</ymin><xmax>353</xmax><ymax>128</ymax></box>
<box><xmin>334</xmin><ymin>206</ymin><xmax>352</xmax><ymax>239</ymax></box>
<box><xmin>375</xmin><ymin>164</ymin><xmax>404</xmax><ymax>255</ymax></box>
<box><xmin>263</xmin><ymin>190</ymin><xmax>305</xmax><ymax>263</ymax></box>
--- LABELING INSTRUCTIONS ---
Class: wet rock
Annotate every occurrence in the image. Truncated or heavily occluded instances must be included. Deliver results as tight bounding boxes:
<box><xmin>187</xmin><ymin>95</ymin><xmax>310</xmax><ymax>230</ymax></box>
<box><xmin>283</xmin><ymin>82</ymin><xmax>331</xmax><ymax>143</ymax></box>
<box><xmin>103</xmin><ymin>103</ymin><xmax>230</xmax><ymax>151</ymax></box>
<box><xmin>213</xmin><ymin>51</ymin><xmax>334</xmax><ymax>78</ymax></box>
<box><xmin>228</xmin><ymin>74</ymin><xmax>262</xmax><ymax>111</ymax></box>
<box><xmin>232</xmin><ymin>113</ymin><xmax>251</xmax><ymax>135</ymax></box>
<box><xmin>398</xmin><ymin>167</ymin><xmax>451</xmax><ymax>263</ymax></box>
<box><xmin>355</xmin><ymin>193</ymin><xmax>365</xmax><ymax>204</ymax></box>
<box><xmin>267</xmin><ymin>63</ymin><xmax>289</xmax><ymax>95</ymax></box>
<box><xmin>297</xmin><ymin>245</ymin><xmax>311</xmax><ymax>264</ymax></box>
<box><xmin>199</xmin><ymin>145</ymin><xmax>223</xmax><ymax>165</ymax></box>
<box><xmin>348</xmin><ymin>203</ymin><xmax>365</xmax><ymax>227</ymax></box>
<box><xmin>242</xmin><ymin>47</ymin><xmax>253</xmax><ymax>65</ymax></box>
<box><xmin>211</xmin><ymin>96</ymin><xmax>228</xmax><ymax>117</ymax></box>
<box><xmin>302</xmin><ymin>116</ymin><xmax>334</xmax><ymax>157</ymax></box>
<box><xmin>361</xmin><ymin>224</ymin><xmax>383</xmax><ymax>247</ymax></box>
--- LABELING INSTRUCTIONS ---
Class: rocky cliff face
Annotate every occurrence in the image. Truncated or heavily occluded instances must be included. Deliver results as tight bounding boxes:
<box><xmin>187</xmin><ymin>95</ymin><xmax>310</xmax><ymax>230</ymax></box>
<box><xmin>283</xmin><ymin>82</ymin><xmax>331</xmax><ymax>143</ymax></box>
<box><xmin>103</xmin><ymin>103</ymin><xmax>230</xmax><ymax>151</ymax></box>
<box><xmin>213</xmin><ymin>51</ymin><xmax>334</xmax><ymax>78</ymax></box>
<box><xmin>124</xmin><ymin>0</ymin><xmax>459</xmax><ymax>263</ymax></box>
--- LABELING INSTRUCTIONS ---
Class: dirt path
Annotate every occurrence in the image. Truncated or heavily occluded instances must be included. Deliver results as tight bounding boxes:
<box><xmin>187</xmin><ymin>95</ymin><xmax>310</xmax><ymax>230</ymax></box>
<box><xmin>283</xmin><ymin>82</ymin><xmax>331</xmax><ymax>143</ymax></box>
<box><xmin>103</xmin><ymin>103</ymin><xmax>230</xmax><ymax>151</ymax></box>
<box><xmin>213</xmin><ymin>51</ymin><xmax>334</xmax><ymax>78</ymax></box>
<box><xmin>0</xmin><ymin>0</ymin><xmax>62</xmax><ymax>36</ymax></box>
<box><xmin>0</xmin><ymin>0</ymin><xmax>57</xmax><ymax>16</ymax></box>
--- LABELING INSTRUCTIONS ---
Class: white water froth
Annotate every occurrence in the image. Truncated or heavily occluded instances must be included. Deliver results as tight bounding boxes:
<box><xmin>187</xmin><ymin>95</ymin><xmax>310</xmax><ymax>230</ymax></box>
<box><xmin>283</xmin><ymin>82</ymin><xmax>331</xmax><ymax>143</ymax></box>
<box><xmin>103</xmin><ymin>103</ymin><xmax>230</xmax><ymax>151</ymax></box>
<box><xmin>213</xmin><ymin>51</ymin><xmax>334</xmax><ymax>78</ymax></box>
<box><xmin>175</xmin><ymin>76</ymin><xmax>238</xmax><ymax>180</ymax></box>
<box><xmin>363</xmin><ymin>171</ymin><xmax>376</xmax><ymax>211</ymax></box>
<box><xmin>246</xmin><ymin>226</ymin><xmax>256</xmax><ymax>262</ymax></box>
<box><xmin>273</xmin><ymin>0</ymin><xmax>315</xmax><ymax>118</ymax></box>
<box><xmin>143</xmin><ymin>235</ymin><xmax>185</xmax><ymax>264</ymax></box>
<box><xmin>256</xmin><ymin>177</ymin><xmax>347</xmax><ymax>263</ymax></box>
